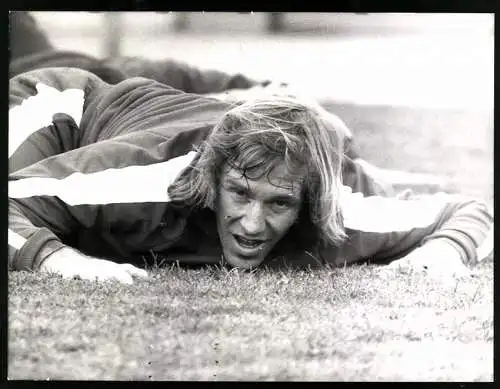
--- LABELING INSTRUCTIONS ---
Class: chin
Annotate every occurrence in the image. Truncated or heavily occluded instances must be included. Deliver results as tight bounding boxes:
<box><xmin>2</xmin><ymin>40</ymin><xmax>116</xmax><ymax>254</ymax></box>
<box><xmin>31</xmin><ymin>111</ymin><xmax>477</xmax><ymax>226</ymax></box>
<box><xmin>223</xmin><ymin>254</ymin><xmax>266</xmax><ymax>269</ymax></box>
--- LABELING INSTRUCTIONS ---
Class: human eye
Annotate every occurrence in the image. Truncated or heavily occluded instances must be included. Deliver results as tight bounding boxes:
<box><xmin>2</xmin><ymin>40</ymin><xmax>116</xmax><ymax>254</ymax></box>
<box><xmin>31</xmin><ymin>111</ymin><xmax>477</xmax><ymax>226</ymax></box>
<box><xmin>271</xmin><ymin>198</ymin><xmax>296</xmax><ymax>212</ymax></box>
<box><xmin>230</xmin><ymin>186</ymin><xmax>249</xmax><ymax>201</ymax></box>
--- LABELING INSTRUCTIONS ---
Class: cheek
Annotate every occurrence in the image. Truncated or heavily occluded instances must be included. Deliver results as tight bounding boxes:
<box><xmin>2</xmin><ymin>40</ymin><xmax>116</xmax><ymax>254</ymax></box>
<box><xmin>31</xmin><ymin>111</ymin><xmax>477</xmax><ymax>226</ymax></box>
<box><xmin>269</xmin><ymin>210</ymin><xmax>300</xmax><ymax>237</ymax></box>
<box><xmin>217</xmin><ymin>192</ymin><xmax>237</xmax><ymax>221</ymax></box>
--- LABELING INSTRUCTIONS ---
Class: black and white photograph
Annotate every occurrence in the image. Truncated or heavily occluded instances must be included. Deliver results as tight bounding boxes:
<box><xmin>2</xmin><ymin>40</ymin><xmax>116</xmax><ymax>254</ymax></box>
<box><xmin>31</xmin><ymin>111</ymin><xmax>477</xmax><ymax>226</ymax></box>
<box><xmin>8</xmin><ymin>11</ymin><xmax>494</xmax><ymax>381</ymax></box>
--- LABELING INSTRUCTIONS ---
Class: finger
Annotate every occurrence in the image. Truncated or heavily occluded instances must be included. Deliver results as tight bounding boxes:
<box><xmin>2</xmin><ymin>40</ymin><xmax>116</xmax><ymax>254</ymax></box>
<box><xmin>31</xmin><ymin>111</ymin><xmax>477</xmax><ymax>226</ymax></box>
<box><xmin>373</xmin><ymin>266</ymin><xmax>399</xmax><ymax>279</ymax></box>
<box><xmin>424</xmin><ymin>266</ymin><xmax>471</xmax><ymax>283</ymax></box>
<box><xmin>386</xmin><ymin>259</ymin><xmax>408</xmax><ymax>270</ymax></box>
<box><xmin>89</xmin><ymin>268</ymin><xmax>133</xmax><ymax>285</ymax></box>
<box><xmin>385</xmin><ymin>261</ymin><xmax>399</xmax><ymax>269</ymax></box>
<box><xmin>108</xmin><ymin>271</ymin><xmax>134</xmax><ymax>285</ymax></box>
<box><xmin>451</xmin><ymin>267</ymin><xmax>472</xmax><ymax>280</ymax></box>
<box><xmin>73</xmin><ymin>265</ymin><xmax>129</xmax><ymax>285</ymax></box>
<box><xmin>42</xmin><ymin>267</ymin><xmax>63</xmax><ymax>276</ymax></box>
<box><xmin>77</xmin><ymin>271</ymin><xmax>101</xmax><ymax>282</ymax></box>
<box><xmin>61</xmin><ymin>272</ymin><xmax>79</xmax><ymax>280</ymax></box>
<box><xmin>120</xmin><ymin>263</ymin><xmax>149</xmax><ymax>279</ymax></box>
<box><xmin>58</xmin><ymin>267</ymin><xmax>86</xmax><ymax>280</ymax></box>
<box><xmin>96</xmin><ymin>264</ymin><xmax>135</xmax><ymax>284</ymax></box>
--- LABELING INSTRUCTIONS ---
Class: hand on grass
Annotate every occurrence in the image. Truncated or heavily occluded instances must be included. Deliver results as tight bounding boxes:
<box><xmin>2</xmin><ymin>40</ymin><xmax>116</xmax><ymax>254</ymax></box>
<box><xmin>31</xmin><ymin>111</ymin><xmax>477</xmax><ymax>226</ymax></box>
<box><xmin>39</xmin><ymin>247</ymin><xmax>148</xmax><ymax>284</ymax></box>
<box><xmin>384</xmin><ymin>239</ymin><xmax>472</xmax><ymax>280</ymax></box>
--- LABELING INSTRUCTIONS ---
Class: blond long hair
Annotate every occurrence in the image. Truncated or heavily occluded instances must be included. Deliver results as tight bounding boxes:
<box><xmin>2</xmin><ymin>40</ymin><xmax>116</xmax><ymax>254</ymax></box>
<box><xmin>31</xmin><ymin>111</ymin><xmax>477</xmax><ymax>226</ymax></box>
<box><xmin>168</xmin><ymin>96</ymin><xmax>347</xmax><ymax>248</ymax></box>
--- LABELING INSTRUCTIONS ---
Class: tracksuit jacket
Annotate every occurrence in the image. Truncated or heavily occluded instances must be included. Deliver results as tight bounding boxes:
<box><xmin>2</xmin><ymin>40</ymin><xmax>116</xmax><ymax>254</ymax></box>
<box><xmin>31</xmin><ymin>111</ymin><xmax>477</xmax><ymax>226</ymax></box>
<box><xmin>8</xmin><ymin>67</ymin><xmax>493</xmax><ymax>271</ymax></box>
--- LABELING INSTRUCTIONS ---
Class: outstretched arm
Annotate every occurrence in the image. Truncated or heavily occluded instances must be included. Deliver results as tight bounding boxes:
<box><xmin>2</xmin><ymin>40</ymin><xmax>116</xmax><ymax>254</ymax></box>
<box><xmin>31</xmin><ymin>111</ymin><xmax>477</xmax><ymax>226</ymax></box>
<box><xmin>100</xmin><ymin>56</ymin><xmax>268</xmax><ymax>93</ymax></box>
<box><xmin>9</xmin><ymin>137</ymin><xmax>196</xmax><ymax>282</ymax></box>
<box><xmin>8</xmin><ymin>68</ymin><xmax>206</xmax><ymax>283</ymax></box>
<box><xmin>325</xmin><ymin>186</ymin><xmax>493</xmax><ymax>276</ymax></box>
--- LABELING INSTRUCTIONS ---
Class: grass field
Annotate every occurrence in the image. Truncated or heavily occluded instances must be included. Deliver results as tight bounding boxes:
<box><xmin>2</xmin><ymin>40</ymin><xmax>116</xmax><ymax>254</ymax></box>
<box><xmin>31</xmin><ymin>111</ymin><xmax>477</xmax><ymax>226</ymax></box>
<box><xmin>8</xmin><ymin>101</ymin><xmax>493</xmax><ymax>381</ymax></box>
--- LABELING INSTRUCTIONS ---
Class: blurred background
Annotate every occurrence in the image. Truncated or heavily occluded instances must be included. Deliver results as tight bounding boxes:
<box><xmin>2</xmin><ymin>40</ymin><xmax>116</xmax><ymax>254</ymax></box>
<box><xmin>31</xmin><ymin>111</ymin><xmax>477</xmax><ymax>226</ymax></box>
<box><xmin>25</xmin><ymin>11</ymin><xmax>493</xmax><ymax>110</ymax></box>
<box><xmin>9</xmin><ymin>12</ymin><xmax>494</xmax><ymax>202</ymax></box>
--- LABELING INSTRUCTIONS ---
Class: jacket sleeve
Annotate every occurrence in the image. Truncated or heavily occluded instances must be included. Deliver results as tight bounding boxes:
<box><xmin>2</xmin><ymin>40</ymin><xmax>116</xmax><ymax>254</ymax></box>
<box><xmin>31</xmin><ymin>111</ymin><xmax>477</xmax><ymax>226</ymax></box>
<box><xmin>324</xmin><ymin>186</ymin><xmax>493</xmax><ymax>267</ymax></box>
<box><xmin>8</xmin><ymin>72</ymin><xmax>218</xmax><ymax>271</ymax></box>
<box><xmin>100</xmin><ymin>56</ymin><xmax>268</xmax><ymax>93</ymax></box>
<box><xmin>8</xmin><ymin>130</ymin><xmax>198</xmax><ymax>271</ymax></box>
<box><xmin>9</xmin><ymin>67</ymin><xmax>109</xmax><ymax>174</ymax></box>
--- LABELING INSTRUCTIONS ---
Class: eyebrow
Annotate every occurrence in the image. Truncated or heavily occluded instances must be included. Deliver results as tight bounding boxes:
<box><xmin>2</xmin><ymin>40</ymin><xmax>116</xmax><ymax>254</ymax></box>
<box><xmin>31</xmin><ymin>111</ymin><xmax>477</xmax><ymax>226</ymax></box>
<box><xmin>222</xmin><ymin>176</ymin><xmax>251</xmax><ymax>194</ymax></box>
<box><xmin>222</xmin><ymin>176</ymin><xmax>247</xmax><ymax>188</ymax></box>
<box><xmin>223</xmin><ymin>176</ymin><xmax>302</xmax><ymax>201</ymax></box>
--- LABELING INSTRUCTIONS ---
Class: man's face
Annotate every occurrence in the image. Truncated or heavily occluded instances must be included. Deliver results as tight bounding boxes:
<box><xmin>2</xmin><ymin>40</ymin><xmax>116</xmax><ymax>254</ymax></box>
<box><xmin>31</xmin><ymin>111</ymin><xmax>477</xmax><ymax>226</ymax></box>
<box><xmin>216</xmin><ymin>163</ymin><xmax>303</xmax><ymax>269</ymax></box>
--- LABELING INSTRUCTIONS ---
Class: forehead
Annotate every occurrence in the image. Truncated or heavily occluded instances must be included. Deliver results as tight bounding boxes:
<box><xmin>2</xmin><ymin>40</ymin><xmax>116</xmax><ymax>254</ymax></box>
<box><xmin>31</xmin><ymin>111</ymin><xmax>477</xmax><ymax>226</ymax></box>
<box><xmin>222</xmin><ymin>163</ymin><xmax>304</xmax><ymax>197</ymax></box>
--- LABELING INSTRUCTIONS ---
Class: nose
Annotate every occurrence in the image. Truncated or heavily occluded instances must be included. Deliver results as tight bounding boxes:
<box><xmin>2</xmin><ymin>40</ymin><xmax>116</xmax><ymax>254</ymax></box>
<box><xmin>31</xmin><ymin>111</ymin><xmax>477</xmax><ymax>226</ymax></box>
<box><xmin>240</xmin><ymin>201</ymin><xmax>266</xmax><ymax>236</ymax></box>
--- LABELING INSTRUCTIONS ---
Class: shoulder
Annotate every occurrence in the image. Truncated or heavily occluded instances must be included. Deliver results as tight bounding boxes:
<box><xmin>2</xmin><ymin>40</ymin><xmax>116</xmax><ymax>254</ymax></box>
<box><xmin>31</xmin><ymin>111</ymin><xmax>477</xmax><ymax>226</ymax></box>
<box><xmin>10</xmin><ymin>67</ymin><xmax>108</xmax><ymax>108</ymax></box>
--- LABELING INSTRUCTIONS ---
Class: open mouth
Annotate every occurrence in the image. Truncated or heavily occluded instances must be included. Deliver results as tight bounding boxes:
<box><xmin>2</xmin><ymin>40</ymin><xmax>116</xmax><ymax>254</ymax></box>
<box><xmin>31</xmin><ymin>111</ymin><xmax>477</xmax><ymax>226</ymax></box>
<box><xmin>233</xmin><ymin>234</ymin><xmax>267</xmax><ymax>251</ymax></box>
